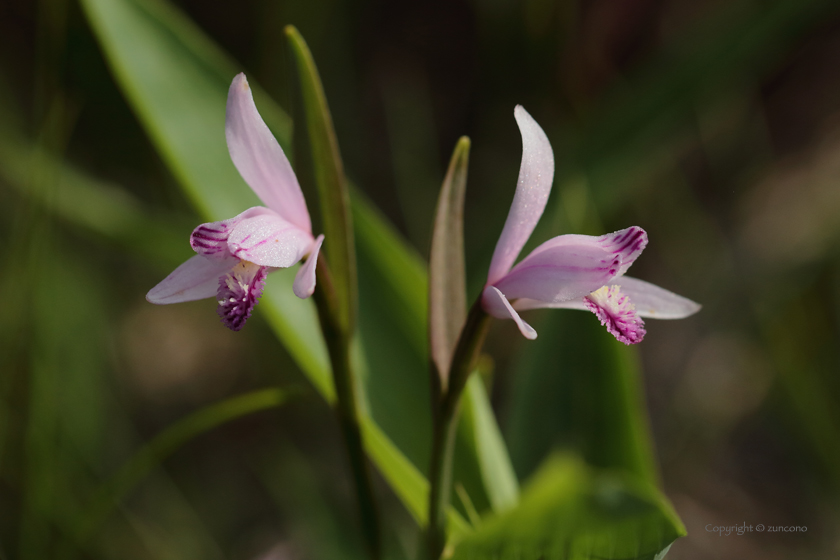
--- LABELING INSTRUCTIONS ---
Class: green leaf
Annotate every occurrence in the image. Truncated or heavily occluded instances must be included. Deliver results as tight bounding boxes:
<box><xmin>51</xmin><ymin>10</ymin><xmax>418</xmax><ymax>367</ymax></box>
<box><xmin>458</xmin><ymin>376</ymin><xmax>519</xmax><ymax>513</ymax></box>
<box><xmin>449</xmin><ymin>454</ymin><xmax>685</xmax><ymax>560</ymax></box>
<box><xmin>361</xmin><ymin>416</ymin><xmax>471</xmax><ymax>537</ymax></box>
<box><xmin>507</xmin><ymin>312</ymin><xmax>658</xmax><ymax>485</ymax></box>
<box><xmin>429</xmin><ymin>137</ymin><xmax>470</xmax><ymax>389</ymax></box>
<box><xmin>285</xmin><ymin>25</ymin><xmax>357</xmax><ymax>332</ymax></box>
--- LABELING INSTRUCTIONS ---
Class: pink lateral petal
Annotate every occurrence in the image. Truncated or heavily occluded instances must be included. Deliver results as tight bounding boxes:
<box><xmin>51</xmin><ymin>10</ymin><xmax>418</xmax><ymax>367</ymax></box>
<box><xmin>190</xmin><ymin>207</ymin><xmax>273</xmax><ymax>259</ymax></box>
<box><xmin>293</xmin><ymin>234</ymin><xmax>325</xmax><ymax>299</ymax></box>
<box><xmin>482</xmin><ymin>286</ymin><xmax>538</xmax><ymax>340</ymax></box>
<box><xmin>147</xmin><ymin>254</ymin><xmax>238</xmax><ymax>304</ymax></box>
<box><xmin>520</xmin><ymin>226</ymin><xmax>646</xmax><ymax>275</ymax></box>
<box><xmin>487</xmin><ymin>105</ymin><xmax>555</xmax><ymax>285</ymax></box>
<box><xmin>216</xmin><ymin>261</ymin><xmax>268</xmax><ymax>331</ymax></box>
<box><xmin>512</xmin><ymin>297</ymin><xmax>589</xmax><ymax>312</ymax></box>
<box><xmin>612</xmin><ymin>276</ymin><xmax>701</xmax><ymax>319</ymax></box>
<box><xmin>228</xmin><ymin>213</ymin><xmax>313</xmax><ymax>268</ymax></box>
<box><xmin>584</xmin><ymin>285</ymin><xmax>646</xmax><ymax>345</ymax></box>
<box><xmin>494</xmin><ymin>241</ymin><xmax>621</xmax><ymax>304</ymax></box>
<box><xmin>226</xmin><ymin>73</ymin><xmax>311</xmax><ymax>233</ymax></box>
<box><xmin>513</xmin><ymin>277</ymin><xmax>701</xmax><ymax>320</ymax></box>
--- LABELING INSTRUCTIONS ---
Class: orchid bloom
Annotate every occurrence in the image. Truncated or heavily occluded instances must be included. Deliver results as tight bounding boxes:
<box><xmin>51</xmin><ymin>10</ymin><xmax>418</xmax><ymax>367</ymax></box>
<box><xmin>146</xmin><ymin>73</ymin><xmax>324</xmax><ymax>331</ymax></box>
<box><xmin>481</xmin><ymin>106</ymin><xmax>700</xmax><ymax>343</ymax></box>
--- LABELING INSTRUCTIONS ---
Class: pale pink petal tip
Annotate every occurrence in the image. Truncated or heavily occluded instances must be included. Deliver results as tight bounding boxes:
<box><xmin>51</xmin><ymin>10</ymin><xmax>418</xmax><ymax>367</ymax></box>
<box><xmin>486</xmin><ymin>105</ymin><xmax>555</xmax><ymax>284</ymax></box>
<box><xmin>598</xmin><ymin>226</ymin><xmax>648</xmax><ymax>277</ymax></box>
<box><xmin>147</xmin><ymin>254</ymin><xmax>238</xmax><ymax>304</ymax></box>
<box><xmin>293</xmin><ymin>234</ymin><xmax>324</xmax><ymax>299</ymax></box>
<box><xmin>191</xmin><ymin>220</ymin><xmax>235</xmax><ymax>258</ymax></box>
<box><xmin>612</xmin><ymin>276</ymin><xmax>700</xmax><ymax>319</ymax></box>
<box><xmin>584</xmin><ymin>285</ymin><xmax>646</xmax><ymax>345</ymax></box>
<box><xmin>226</xmin><ymin>73</ymin><xmax>311</xmax><ymax>233</ymax></box>
<box><xmin>483</xmin><ymin>286</ymin><xmax>538</xmax><ymax>340</ymax></box>
<box><xmin>216</xmin><ymin>260</ymin><xmax>268</xmax><ymax>331</ymax></box>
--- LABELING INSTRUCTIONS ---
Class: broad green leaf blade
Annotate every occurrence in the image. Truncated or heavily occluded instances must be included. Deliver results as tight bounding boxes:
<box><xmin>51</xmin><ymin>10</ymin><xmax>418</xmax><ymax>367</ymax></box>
<box><xmin>285</xmin><ymin>25</ymin><xmax>357</xmax><ymax>332</ymax></box>
<box><xmin>361</xmin><ymin>416</ymin><xmax>471</xmax><ymax>536</ymax></box>
<box><xmin>507</xmin><ymin>313</ymin><xmax>658</xmax><ymax>485</ymax></box>
<box><xmin>449</xmin><ymin>454</ymin><xmax>685</xmax><ymax>560</ymax></box>
<box><xmin>429</xmin><ymin>137</ymin><xmax>470</xmax><ymax>388</ymax></box>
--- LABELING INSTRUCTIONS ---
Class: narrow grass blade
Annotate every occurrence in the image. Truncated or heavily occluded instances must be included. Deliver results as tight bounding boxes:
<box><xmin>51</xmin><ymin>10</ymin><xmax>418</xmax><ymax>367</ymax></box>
<box><xmin>285</xmin><ymin>25</ymin><xmax>357</xmax><ymax>332</ymax></box>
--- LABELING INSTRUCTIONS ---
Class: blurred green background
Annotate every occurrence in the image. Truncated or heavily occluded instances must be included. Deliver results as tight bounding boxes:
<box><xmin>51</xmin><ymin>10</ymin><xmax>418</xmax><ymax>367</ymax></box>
<box><xmin>2</xmin><ymin>0</ymin><xmax>840</xmax><ymax>558</ymax></box>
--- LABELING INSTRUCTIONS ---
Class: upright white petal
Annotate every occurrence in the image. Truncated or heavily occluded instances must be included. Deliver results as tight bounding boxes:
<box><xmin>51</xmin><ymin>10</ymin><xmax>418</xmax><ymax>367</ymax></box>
<box><xmin>227</xmin><ymin>213</ymin><xmax>313</xmax><ymax>268</ymax></box>
<box><xmin>226</xmin><ymin>73</ymin><xmax>311</xmax><ymax>233</ymax></box>
<box><xmin>486</xmin><ymin>106</ymin><xmax>555</xmax><ymax>285</ymax></box>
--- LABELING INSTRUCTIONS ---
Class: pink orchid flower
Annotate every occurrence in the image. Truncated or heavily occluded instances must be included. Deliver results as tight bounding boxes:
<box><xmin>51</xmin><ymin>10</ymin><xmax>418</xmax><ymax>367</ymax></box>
<box><xmin>481</xmin><ymin>106</ymin><xmax>700</xmax><ymax>343</ymax></box>
<box><xmin>146</xmin><ymin>73</ymin><xmax>324</xmax><ymax>331</ymax></box>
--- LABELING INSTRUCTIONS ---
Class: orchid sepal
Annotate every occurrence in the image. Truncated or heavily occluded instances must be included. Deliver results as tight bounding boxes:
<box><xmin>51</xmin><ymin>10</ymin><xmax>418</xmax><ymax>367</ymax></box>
<box><xmin>513</xmin><ymin>275</ymin><xmax>702</xmax><ymax>319</ymax></box>
<box><xmin>486</xmin><ymin>105</ymin><xmax>555</xmax><ymax>285</ymax></box>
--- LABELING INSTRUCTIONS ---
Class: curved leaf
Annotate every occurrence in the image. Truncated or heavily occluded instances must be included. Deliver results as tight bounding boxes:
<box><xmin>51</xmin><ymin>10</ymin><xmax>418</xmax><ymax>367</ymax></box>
<box><xmin>285</xmin><ymin>25</ymin><xmax>357</xmax><ymax>332</ymax></box>
<box><xmin>450</xmin><ymin>454</ymin><xmax>684</xmax><ymax>560</ymax></box>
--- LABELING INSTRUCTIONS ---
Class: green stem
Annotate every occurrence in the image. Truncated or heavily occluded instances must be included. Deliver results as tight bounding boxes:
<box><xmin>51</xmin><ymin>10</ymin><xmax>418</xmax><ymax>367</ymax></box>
<box><xmin>426</xmin><ymin>299</ymin><xmax>491</xmax><ymax>559</ymax></box>
<box><xmin>312</xmin><ymin>255</ymin><xmax>381</xmax><ymax>560</ymax></box>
